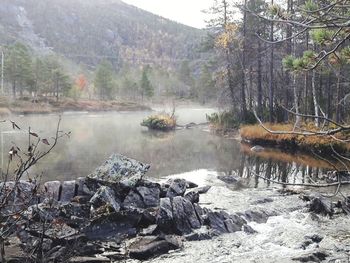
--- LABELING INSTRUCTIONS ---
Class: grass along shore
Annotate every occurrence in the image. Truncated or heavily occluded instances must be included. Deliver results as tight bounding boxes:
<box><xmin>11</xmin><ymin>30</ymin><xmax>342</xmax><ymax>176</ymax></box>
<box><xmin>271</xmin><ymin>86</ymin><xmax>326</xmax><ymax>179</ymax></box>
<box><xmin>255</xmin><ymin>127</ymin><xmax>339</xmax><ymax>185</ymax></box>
<box><xmin>240</xmin><ymin>123</ymin><xmax>350</xmax><ymax>154</ymax></box>
<box><xmin>0</xmin><ymin>97</ymin><xmax>151</xmax><ymax>116</ymax></box>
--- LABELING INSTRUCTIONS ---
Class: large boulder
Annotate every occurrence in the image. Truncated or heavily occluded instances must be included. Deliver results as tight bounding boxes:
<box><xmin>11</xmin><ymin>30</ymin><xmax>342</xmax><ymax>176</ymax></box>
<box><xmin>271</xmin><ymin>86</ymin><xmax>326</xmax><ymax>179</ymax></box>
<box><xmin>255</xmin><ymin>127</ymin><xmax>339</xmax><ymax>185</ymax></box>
<box><xmin>90</xmin><ymin>186</ymin><xmax>121</xmax><ymax>213</ymax></box>
<box><xmin>60</xmin><ymin>180</ymin><xmax>77</xmax><ymax>203</ymax></box>
<box><xmin>123</xmin><ymin>190</ymin><xmax>145</xmax><ymax>209</ymax></box>
<box><xmin>206</xmin><ymin>211</ymin><xmax>245</xmax><ymax>234</ymax></box>
<box><xmin>83</xmin><ymin>210</ymin><xmax>143</xmax><ymax>241</ymax></box>
<box><xmin>128</xmin><ymin>235</ymin><xmax>182</xmax><ymax>260</ymax></box>
<box><xmin>137</xmin><ymin>186</ymin><xmax>160</xmax><ymax>208</ymax></box>
<box><xmin>88</xmin><ymin>154</ymin><xmax>150</xmax><ymax>187</ymax></box>
<box><xmin>166</xmin><ymin>179</ymin><xmax>187</xmax><ymax>198</ymax></box>
<box><xmin>309</xmin><ymin>196</ymin><xmax>334</xmax><ymax>216</ymax></box>
<box><xmin>43</xmin><ymin>181</ymin><xmax>61</xmax><ymax>201</ymax></box>
<box><xmin>0</xmin><ymin>181</ymin><xmax>39</xmax><ymax>211</ymax></box>
<box><xmin>156</xmin><ymin>198</ymin><xmax>174</xmax><ymax>232</ymax></box>
<box><xmin>184</xmin><ymin>191</ymin><xmax>199</xmax><ymax>204</ymax></box>
<box><xmin>172</xmin><ymin>196</ymin><xmax>201</xmax><ymax>234</ymax></box>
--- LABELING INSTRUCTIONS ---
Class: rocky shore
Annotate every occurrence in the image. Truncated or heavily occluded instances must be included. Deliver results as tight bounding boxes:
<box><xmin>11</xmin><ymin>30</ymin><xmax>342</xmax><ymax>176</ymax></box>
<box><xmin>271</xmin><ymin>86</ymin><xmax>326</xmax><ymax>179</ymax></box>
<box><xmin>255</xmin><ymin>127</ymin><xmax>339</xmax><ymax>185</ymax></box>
<box><xmin>3</xmin><ymin>154</ymin><xmax>350</xmax><ymax>263</ymax></box>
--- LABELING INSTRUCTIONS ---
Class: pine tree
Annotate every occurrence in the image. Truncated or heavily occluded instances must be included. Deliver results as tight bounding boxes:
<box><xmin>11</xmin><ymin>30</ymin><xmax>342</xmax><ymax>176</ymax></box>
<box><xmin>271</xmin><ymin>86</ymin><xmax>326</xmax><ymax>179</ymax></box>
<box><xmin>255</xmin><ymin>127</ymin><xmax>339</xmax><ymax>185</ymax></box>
<box><xmin>94</xmin><ymin>60</ymin><xmax>115</xmax><ymax>100</ymax></box>
<box><xmin>140</xmin><ymin>67</ymin><xmax>154</xmax><ymax>99</ymax></box>
<box><xmin>4</xmin><ymin>42</ymin><xmax>33</xmax><ymax>98</ymax></box>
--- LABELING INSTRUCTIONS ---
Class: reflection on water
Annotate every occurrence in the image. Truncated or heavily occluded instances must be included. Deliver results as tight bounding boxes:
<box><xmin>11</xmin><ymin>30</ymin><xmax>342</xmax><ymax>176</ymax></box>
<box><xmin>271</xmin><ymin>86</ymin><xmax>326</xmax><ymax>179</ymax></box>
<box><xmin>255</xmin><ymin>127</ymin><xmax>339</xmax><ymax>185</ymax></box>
<box><xmin>0</xmin><ymin>107</ymin><xmax>340</xmax><ymax>185</ymax></box>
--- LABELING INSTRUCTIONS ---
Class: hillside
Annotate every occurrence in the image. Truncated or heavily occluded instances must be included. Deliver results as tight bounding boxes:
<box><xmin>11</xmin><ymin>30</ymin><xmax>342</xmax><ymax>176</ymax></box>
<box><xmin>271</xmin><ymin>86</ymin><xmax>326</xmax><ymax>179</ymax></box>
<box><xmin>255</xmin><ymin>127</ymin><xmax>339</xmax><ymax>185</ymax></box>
<box><xmin>0</xmin><ymin>0</ymin><xmax>206</xmax><ymax>69</ymax></box>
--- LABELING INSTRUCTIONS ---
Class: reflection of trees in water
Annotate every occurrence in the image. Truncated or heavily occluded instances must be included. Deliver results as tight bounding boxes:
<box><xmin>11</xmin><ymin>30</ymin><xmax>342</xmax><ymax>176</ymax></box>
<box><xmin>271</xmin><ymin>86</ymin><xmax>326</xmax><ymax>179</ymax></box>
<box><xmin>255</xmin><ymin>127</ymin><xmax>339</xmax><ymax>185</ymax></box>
<box><xmin>140</xmin><ymin>130</ymin><xmax>175</xmax><ymax>140</ymax></box>
<box><xmin>228</xmin><ymin>155</ymin><xmax>330</xmax><ymax>188</ymax></box>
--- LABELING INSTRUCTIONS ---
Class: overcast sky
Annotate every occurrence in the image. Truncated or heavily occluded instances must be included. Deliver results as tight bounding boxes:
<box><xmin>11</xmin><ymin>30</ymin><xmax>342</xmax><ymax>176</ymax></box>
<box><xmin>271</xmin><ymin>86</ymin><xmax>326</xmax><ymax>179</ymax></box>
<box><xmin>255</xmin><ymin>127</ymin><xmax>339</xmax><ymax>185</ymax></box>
<box><xmin>122</xmin><ymin>0</ymin><xmax>213</xmax><ymax>29</ymax></box>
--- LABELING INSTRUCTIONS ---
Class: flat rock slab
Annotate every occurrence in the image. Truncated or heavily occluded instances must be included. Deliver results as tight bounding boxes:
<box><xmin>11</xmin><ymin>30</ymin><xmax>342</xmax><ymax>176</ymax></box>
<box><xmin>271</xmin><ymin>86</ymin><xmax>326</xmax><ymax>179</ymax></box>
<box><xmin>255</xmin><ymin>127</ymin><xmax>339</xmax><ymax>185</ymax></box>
<box><xmin>44</xmin><ymin>181</ymin><xmax>61</xmax><ymax>201</ymax></box>
<box><xmin>128</xmin><ymin>235</ymin><xmax>182</xmax><ymax>260</ymax></box>
<box><xmin>88</xmin><ymin>154</ymin><xmax>150</xmax><ymax>187</ymax></box>
<box><xmin>61</xmin><ymin>180</ymin><xmax>77</xmax><ymax>202</ymax></box>
<box><xmin>69</xmin><ymin>256</ymin><xmax>110</xmax><ymax>263</ymax></box>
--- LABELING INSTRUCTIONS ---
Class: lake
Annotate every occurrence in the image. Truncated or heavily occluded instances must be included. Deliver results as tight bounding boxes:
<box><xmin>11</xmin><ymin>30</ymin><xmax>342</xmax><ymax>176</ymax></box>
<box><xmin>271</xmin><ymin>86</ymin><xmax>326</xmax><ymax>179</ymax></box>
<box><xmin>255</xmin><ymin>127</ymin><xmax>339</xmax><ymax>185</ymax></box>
<box><xmin>0</xmin><ymin>106</ymin><xmax>333</xmax><ymax>186</ymax></box>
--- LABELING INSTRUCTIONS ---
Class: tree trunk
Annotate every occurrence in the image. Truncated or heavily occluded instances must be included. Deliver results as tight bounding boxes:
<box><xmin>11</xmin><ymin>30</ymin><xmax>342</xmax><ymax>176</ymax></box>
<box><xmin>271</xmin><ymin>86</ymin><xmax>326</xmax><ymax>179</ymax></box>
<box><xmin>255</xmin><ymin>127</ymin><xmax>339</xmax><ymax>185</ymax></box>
<box><xmin>336</xmin><ymin>69</ymin><xmax>341</xmax><ymax>123</ymax></box>
<box><xmin>326</xmin><ymin>72</ymin><xmax>332</xmax><ymax>118</ymax></box>
<box><xmin>311</xmin><ymin>70</ymin><xmax>320</xmax><ymax>127</ymax></box>
<box><xmin>268</xmin><ymin>0</ymin><xmax>274</xmax><ymax>122</ymax></box>
<box><xmin>55</xmin><ymin>76</ymin><xmax>59</xmax><ymax>102</ymax></box>
<box><xmin>12</xmin><ymin>80</ymin><xmax>16</xmax><ymax>99</ymax></box>
<box><xmin>248</xmin><ymin>65</ymin><xmax>253</xmax><ymax>110</ymax></box>
<box><xmin>257</xmin><ymin>37</ymin><xmax>263</xmax><ymax>117</ymax></box>
<box><xmin>293</xmin><ymin>73</ymin><xmax>301</xmax><ymax>127</ymax></box>
<box><xmin>240</xmin><ymin>0</ymin><xmax>248</xmax><ymax>120</ymax></box>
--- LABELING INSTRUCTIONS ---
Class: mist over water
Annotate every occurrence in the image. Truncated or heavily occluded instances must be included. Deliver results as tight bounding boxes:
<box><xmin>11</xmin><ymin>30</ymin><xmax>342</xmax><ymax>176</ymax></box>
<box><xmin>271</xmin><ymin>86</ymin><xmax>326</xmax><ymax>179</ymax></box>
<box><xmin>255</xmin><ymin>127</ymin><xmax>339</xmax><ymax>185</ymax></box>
<box><xmin>0</xmin><ymin>107</ymin><xmax>333</xmax><ymax>185</ymax></box>
<box><xmin>1</xmin><ymin>107</ymin><xmax>224</xmax><ymax>181</ymax></box>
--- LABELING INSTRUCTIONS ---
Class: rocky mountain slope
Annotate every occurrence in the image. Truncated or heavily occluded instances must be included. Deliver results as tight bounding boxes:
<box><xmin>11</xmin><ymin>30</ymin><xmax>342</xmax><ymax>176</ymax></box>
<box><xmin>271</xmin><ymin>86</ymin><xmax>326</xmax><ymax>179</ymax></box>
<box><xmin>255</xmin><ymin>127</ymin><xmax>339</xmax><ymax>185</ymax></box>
<box><xmin>0</xmin><ymin>0</ymin><xmax>206</xmax><ymax>69</ymax></box>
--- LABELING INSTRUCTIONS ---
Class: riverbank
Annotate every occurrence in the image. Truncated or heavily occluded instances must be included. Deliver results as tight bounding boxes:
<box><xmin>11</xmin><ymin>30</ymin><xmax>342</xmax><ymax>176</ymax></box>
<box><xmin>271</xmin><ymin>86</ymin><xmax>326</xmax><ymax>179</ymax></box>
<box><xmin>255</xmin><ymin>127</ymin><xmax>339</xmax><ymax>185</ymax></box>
<box><xmin>240</xmin><ymin>123</ymin><xmax>350</xmax><ymax>155</ymax></box>
<box><xmin>5</xmin><ymin>155</ymin><xmax>350</xmax><ymax>263</ymax></box>
<box><xmin>0</xmin><ymin>97</ymin><xmax>151</xmax><ymax>116</ymax></box>
<box><xmin>134</xmin><ymin>170</ymin><xmax>350</xmax><ymax>263</ymax></box>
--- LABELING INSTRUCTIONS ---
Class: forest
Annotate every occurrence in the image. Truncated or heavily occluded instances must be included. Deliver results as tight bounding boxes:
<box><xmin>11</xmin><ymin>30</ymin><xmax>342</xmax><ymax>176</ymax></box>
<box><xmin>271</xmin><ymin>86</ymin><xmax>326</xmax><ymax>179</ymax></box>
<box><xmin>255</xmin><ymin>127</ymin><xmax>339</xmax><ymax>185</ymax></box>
<box><xmin>206</xmin><ymin>0</ymin><xmax>350</xmax><ymax>128</ymax></box>
<box><xmin>1</xmin><ymin>1</ymin><xmax>350</xmax><ymax>263</ymax></box>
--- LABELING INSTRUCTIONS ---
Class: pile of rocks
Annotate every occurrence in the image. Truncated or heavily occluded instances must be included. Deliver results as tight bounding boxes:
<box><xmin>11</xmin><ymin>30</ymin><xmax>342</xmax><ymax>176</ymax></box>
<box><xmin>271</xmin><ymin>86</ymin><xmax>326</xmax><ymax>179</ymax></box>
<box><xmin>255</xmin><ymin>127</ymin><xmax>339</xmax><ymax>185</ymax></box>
<box><xmin>4</xmin><ymin>154</ymin><xmax>258</xmax><ymax>262</ymax></box>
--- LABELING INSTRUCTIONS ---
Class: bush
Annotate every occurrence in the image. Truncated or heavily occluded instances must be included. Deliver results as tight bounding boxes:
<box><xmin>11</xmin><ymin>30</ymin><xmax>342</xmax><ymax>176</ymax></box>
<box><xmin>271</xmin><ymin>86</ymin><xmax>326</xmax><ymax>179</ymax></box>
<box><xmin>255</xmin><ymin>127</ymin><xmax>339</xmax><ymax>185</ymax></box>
<box><xmin>206</xmin><ymin>110</ymin><xmax>257</xmax><ymax>132</ymax></box>
<box><xmin>206</xmin><ymin>111</ymin><xmax>239</xmax><ymax>130</ymax></box>
<box><xmin>141</xmin><ymin>114</ymin><xmax>176</xmax><ymax>131</ymax></box>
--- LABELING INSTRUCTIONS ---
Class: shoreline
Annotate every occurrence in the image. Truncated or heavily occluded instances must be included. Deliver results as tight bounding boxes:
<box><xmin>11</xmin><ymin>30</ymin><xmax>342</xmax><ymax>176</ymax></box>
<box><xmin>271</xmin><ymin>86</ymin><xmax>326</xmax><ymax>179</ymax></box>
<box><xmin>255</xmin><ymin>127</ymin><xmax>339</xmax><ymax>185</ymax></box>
<box><xmin>0</xmin><ymin>97</ymin><xmax>152</xmax><ymax>116</ymax></box>
<box><xmin>208</xmin><ymin>123</ymin><xmax>349</xmax><ymax>157</ymax></box>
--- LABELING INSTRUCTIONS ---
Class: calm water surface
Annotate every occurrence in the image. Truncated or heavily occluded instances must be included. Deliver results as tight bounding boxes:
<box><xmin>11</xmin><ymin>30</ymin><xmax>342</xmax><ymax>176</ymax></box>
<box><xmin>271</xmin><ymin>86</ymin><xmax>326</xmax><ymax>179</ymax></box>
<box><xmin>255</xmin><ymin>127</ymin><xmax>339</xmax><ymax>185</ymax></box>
<box><xmin>0</xmin><ymin>107</ymin><xmax>333</xmax><ymax>184</ymax></box>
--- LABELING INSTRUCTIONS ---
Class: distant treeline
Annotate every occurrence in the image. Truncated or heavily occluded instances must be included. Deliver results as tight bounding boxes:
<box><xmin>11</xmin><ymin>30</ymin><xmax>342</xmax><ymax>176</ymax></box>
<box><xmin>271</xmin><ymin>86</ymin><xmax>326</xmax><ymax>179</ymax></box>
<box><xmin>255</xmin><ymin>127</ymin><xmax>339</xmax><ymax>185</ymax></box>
<box><xmin>2</xmin><ymin>42</ymin><xmax>216</xmax><ymax>102</ymax></box>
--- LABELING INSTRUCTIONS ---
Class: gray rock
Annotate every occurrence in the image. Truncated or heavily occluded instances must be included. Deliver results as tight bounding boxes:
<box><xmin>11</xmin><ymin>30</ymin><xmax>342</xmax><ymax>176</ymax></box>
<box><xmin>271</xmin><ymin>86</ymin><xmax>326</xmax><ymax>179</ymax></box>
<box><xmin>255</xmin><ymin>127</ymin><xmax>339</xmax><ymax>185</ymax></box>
<box><xmin>60</xmin><ymin>202</ymin><xmax>90</xmax><ymax>219</ymax></box>
<box><xmin>243</xmin><ymin>210</ymin><xmax>269</xmax><ymax>223</ymax></box>
<box><xmin>185</xmin><ymin>181</ymin><xmax>198</xmax><ymax>189</ymax></box>
<box><xmin>193</xmin><ymin>185</ymin><xmax>211</xmax><ymax>194</ymax></box>
<box><xmin>184</xmin><ymin>191</ymin><xmax>200</xmax><ymax>203</ymax></box>
<box><xmin>166</xmin><ymin>179</ymin><xmax>187</xmax><ymax>198</ymax></box>
<box><xmin>184</xmin><ymin>227</ymin><xmax>213</xmax><ymax>241</ymax></box>
<box><xmin>137</xmin><ymin>186</ymin><xmax>160</xmax><ymax>208</ymax></box>
<box><xmin>206</xmin><ymin>211</ymin><xmax>245</xmax><ymax>233</ymax></box>
<box><xmin>156</xmin><ymin>198</ymin><xmax>174</xmax><ymax>232</ymax></box>
<box><xmin>292</xmin><ymin>251</ymin><xmax>328</xmax><ymax>262</ymax></box>
<box><xmin>309</xmin><ymin>196</ymin><xmax>333</xmax><ymax>216</ymax></box>
<box><xmin>44</xmin><ymin>181</ymin><xmax>61</xmax><ymax>201</ymax></box>
<box><xmin>0</xmin><ymin>181</ymin><xmax>38</xmax><ymax>210</ymax></box>
<box><xmin>123</xmin><ymin>190</ymin><xmax>145</xmax><ymax>209</ymax></box>
<box><xmin>27</xmin><ymin>203</ymin><xmax>61</xmax><ymax>222</ymax></box>
<box><xmin>128</xmin><ymin>235</ymin><xmax>182</xmax><ymax>260</ymax></box>
<box><xmin>75</xmin><ymin>177</ymin><xmax>87</xmax><ymax>196</ymax></box>
<box><xmin>140</xmin><ymin>225</ymin><xmax>158</xmax><ymax>236</ymax></box>
<box><xmin>224</xmin><ymin>219</ymin><xmax>241</xmax><ymax>233</ymax></box>
<box><xmin>193</xmin><ymin>203</ymin><xmax>205</xmax><ymax>225</ymax></box>
<box><xmin>250</xmin><ymin>197</ymin><xmax>274</xmax><ymax>205</ymax></box>
<box><xmin>207</xmin><ymin>211</ymin><xmax>228</xmax><ymax>233</ymax></box>
<box><xmin>243</xmin><ymin>225</ymin><xmax>257</xmax><ymax>234</ymax></box>
<box><xmin>83</xmin><ymin>210</ymin><xmax>142</xmax><ymax>241</ymax></box>
<box><xmin>90</xmin><ymin>186</ymin><xmax>121</xmax><ymax>213</ymax></box>
<box><xmin>72</xmin><ymin>195</ymin><xmax>90</xmax><ymax>204</ymax></box>
<box><xmin>60</xmin><ymin>180</ymin><xmax>77</xmax><ymax>202</ymax></box>
<box><xmin>172</xmin><ymin>197</ymin><xmax>192</xmax><ymax>234</ymax></box>
<box><xmin>251</xmin><ymin>145</ymin><xmax>264</xmax><ymax>152</ymax></box>
<box><xmin>181</xmin><ymin>197</ymin><xmax>201</xmax><ymax>229</ymax></box>
<box><xmin>88</xmin><ymin>154</ymin><xmax>150</xmax><ymax>187</ymax></box>
<box><xmin>69</xmin><ymin>256</ymin><xmax>110</xmax><ymax>263</ymax></box>
<box><xmin>217</xmin><ymin>175</ymin><xmax>239</xmax><ymax>184</ymax></box>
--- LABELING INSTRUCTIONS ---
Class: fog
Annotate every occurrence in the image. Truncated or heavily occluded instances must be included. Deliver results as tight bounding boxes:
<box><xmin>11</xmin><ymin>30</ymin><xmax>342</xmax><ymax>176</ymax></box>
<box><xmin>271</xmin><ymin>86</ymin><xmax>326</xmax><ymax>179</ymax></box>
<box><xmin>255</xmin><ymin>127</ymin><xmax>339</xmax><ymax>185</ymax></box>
<box><xmin>0</xmin><ymin>106</ymin><xmax>333</xmax><ymax>184</ymax></box>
